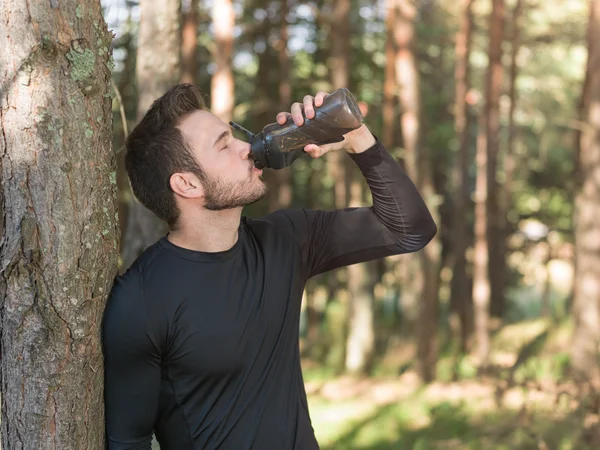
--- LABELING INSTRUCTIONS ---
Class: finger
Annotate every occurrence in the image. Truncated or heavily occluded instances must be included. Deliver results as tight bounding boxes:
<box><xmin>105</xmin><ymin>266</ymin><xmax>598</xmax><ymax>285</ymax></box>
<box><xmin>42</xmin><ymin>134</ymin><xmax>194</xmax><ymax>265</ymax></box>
<box><xmin>277</xmin><ymin>112</ymin><xmax>292</xmax><ymax>124</ymax></box>
<box><xmin>303</xmin><ymin>95</ymin><xmax>315</xmax><ymax>119</ymax></box>
<box><xmin>304</xmin><ymin>144</ymin><xmax>321</xmax><ymax>158</ymax></box>
<box><xmin>291</xmin><ymin>102</ymin><xmax>304</xmax><ymax>126</ymax></box>
<box><xmin>315</xmin><ymin>91</ymin><xmax>329</xmax><ymax>107</ymax></box>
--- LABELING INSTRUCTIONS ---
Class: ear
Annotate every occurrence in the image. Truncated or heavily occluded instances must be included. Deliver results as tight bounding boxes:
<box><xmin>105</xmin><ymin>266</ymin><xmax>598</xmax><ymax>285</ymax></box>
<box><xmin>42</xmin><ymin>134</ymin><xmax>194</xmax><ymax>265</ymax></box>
<box><xmin>170</xmin><ymin>172</ymin><xmax>204</xmax><ymax>199</ymax></box>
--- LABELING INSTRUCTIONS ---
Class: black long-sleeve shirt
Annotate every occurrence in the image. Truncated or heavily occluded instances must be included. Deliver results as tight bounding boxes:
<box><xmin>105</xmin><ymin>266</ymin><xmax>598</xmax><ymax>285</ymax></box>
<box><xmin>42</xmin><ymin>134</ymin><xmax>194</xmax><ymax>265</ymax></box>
<box><xmin>102</xmin><ymin>140</ymin><xmax>436</xmax><ymax>450</ymax></box>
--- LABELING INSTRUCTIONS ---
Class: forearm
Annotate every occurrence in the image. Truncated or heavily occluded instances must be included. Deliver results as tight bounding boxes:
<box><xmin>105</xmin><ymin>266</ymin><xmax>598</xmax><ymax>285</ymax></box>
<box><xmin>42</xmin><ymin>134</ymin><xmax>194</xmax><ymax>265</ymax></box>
<box><xmin>347</xmin><ymin>138</ymin><xmax>437</xmax><ymax>251</ymax></box>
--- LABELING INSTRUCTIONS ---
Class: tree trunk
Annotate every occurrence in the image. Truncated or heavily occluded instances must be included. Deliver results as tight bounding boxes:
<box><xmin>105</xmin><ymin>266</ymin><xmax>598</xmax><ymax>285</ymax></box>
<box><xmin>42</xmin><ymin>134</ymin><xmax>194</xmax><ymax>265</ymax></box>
<box><xmin>450</xmin><ymin>0</ymin><xmax>475</xmax><ymax>354</ymax></box>
<box><xmin>395</xmin><ymin>0</ymin><xmax>440</xmax><ymax>382</ymax></box>
<box><xmin>571</xmin><ymin>0</ymin><xmax>600</xmax><ymax>380</ymax></box>
<box><xmin>0</xmin><ymin>1</ymin><xmax>118</xmax><ymax>448</ymax></box>
<box><xmin>383</xmin><ymin>0</ymin><xmax>397</xmax><ymax>150</ymax></box>
<box><xmin>271</xmin><ymin>0</ymin><xmax>292</xmax><ymax>211</ymax></box>
<box><xmin>473</xmin><ymin>109</ymin><xmax>491</xmax><ymax>366</ymax></box>
<box><xmin>121</xmin><ymin>0</ymin><xmax>182</xmax><ymax>271</ymax></box>
<box><xmin>495</xmin><ymin>0</ymin><xmax>522</xmax><ymax>319</ymax></box>
<box><xmin>211</xmin><ymin>0</ymin><xmax>235</xmax><ymax>122</ymax></box>
<box><xmin>473</xmin><ymin>0</ymin><xmax>504</xmax><ymax>366</ymax></box>
<box><xmin>181</xmin><ymin>0</ymin><xmax>199</xmax><ymax>84</ymax></box>
<box><xmin>487</xmin><ymin>0</ymin><xmax>506</xmax><ymax>321</ymax></box>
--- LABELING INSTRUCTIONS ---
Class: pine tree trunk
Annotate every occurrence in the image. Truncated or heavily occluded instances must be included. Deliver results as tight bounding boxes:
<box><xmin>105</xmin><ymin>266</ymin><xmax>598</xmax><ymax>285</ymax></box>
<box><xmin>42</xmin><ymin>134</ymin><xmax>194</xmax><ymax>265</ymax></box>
<box><xmin>473</xmin><ymin>0</ymin><xmax>504</xmax><ymax>365</ymax></box>
<box><xmin>571</xmin><ymin>0</ymin><xmax>600</xmax><ymax>380</ymax></box>
<box><xmin>450</xmin><ymin>0</ymin><xmax>475</xmax><ymax>354</ymax></box>
<box><xmin>496</xmin><ymin>0</ymin><xmax>522</xmax><ymax>319</ymax></box>
<box><xmin>395</xmin><ymin>0</ymin><xmax>441</xmax><ymax>382</ymax></box>
<box><xmin>383</xmin><ymin>0</ymin><xmax>397</xmax><ymax>150</ymax></box>
<box><xmin>271</xmin><ymin>0</ymin><xmax>292</xmax><ymax>210</ymax></box>
<box><xmin>121</xmin><ymin>0</ymin><xmax>182</xmax><ymax>271</ymax></box>
<box><xmin>487</xmin><ymin>0</ymin><xmax>506</xmax><ymax>321</ymax></box>
<box><xmin>473</xmin><ymin>110</ymin><xmax>491</xmax><ymax>365</ymax></box>
<box><xmin>211</xmin><ymin>0</ymin><xmax>235</xmax><ymax>122</ymax></box>
<box><xmin>181</xmin><ymin>0</ymin><xmax>199</xmax><ymax>84</ymax></box>
<box><xmin>0</xmin><ymin>1</ymin><xmax>118</xmax><ymax>448</ymax></box>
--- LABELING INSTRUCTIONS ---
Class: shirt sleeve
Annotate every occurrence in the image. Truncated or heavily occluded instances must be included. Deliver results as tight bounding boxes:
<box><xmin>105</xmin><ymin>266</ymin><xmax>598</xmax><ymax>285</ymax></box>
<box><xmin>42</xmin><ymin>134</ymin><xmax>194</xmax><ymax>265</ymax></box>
<box><xmin>263</xmin><ymin>140</ymin><xmax>437</xmax><ymax>279</ymax></box>
<box><xmin>102</xmin><ymin>269</ymin><xmax>161</xmax><ymax>450</ymax></box>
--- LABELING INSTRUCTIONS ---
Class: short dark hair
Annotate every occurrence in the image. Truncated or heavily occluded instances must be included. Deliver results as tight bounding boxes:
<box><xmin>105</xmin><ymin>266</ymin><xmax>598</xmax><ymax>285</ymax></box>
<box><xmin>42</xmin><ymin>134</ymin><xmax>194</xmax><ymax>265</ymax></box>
<box><xmin>125</xmin><ymin>83</ymin><xmax>207</xmax><ymax>228</ymax></box>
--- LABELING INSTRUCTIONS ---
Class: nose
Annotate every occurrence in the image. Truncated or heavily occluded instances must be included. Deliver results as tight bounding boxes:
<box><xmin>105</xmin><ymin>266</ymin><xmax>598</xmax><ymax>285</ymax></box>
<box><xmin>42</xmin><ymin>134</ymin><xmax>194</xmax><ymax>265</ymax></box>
<box><xmin>238</xmin><ymin>139</ymin><xmax>252</xmax><ymax>160</ymax></box>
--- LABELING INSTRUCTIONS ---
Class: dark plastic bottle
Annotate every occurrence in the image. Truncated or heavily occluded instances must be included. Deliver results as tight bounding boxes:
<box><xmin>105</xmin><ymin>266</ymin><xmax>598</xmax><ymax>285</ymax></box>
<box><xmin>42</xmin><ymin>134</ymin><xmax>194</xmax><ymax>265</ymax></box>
<box><xmin>230</xmin><ymin>88</ymin><xmax>364</xmax><ymax>170</ymax></box>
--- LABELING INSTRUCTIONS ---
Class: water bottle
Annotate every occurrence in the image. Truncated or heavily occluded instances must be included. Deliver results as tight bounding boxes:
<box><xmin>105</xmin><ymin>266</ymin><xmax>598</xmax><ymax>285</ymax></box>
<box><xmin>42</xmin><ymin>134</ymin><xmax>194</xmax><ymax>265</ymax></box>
<box><xmin>230</xmin><ymin>88</ymin><xmax>364</xmax><ymax>170</ymax></box>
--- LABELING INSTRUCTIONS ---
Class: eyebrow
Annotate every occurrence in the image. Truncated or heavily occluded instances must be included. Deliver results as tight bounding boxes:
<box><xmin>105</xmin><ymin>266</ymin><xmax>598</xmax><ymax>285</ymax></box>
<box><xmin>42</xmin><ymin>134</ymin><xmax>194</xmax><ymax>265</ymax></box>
<box><xmin>212</xmin><ymin>127</ymin><xmax>232</xmax><ymax>148</ymax></box>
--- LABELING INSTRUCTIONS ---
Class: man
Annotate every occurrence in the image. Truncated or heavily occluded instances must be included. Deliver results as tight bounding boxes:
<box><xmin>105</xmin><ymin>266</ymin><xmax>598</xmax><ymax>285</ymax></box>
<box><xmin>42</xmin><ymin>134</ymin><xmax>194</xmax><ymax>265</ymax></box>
<box><xmin>102</xmin><ymin>83</ymin><xmax>436</xmax><ymax>450</ymax></box>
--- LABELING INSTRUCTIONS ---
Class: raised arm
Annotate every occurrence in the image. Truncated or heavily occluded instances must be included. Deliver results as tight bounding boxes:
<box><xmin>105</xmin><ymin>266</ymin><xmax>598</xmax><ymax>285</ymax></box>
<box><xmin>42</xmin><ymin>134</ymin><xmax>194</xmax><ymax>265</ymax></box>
<box><xmin>265</xmin><ymin>137</ymin><xmax>436</xmax><ymax>278</ymax></box>
<box><xmin>102</xmin><ymin>271</ymin><xmax>161</xmax><ymax>450</ymax></box>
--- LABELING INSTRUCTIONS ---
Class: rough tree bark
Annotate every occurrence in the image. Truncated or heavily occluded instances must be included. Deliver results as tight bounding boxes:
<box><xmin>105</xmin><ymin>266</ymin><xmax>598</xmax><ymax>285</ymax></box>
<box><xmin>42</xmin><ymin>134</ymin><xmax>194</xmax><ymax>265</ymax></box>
<box><xmin>120</xmin><ymin>0</ymin><xmax>181</xmax><ymax>271</ymax></box>
<box><xmin>450</xmin><ymin>0</ymin><xmax>475</xmax><ymax>354</ymax></box>
<box><xmin>395</xmin><ymin>0</ymin><xmax>441</xmax><ymax>382</ymax></box>
<box><xmin>571</xmin><ymin>0</ymin><xmax>600</xmax><ymax>380</ymax></box>
<box><xmin>211</xmin><ymin>0</ymin><xmax>235</xmax><ymax>123</ymax></box>
<box><xmin>0</xmin><ymin>1</ymin><xmax>118</xmax><ymax>448</ymax></box>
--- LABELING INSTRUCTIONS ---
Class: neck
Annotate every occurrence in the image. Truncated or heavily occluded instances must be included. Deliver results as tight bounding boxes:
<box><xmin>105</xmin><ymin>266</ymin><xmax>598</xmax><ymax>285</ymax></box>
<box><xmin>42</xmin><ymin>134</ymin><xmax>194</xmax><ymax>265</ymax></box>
<box><xmin>167</xmin><ymin>207</ymin><xmax>243</xmax><ymax>253</ymax></box>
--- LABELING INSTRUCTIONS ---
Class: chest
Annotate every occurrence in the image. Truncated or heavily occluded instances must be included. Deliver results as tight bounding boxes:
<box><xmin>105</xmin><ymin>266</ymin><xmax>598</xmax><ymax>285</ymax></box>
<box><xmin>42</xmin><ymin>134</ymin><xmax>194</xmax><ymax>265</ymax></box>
<box><xmin>159</xmin><ymin>236</ymin><xmax>303</xmax><ymax>376</ymax></box>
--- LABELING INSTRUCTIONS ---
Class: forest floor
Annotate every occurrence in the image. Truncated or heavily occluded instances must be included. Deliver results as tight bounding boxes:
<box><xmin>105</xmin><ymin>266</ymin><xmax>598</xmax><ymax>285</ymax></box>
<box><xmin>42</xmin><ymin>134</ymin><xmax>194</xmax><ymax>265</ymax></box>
<box><xmin>304</xmin><ymin>318</ymin><xmax>599</xmax><ymax>450</ymax></box>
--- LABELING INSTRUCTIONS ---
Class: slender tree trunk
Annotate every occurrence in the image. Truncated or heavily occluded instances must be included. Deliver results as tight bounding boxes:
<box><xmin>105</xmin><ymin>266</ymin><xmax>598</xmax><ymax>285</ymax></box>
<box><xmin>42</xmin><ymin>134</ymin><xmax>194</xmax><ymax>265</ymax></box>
<box><xmin>487</xmin><ymin>0</ymin><xmax>506</xmax><ymax>321</ymax></box>
<box><xmin>121</xmin><ymin>0</ymin><xmax>182</xmax><ymax>271</ymax></box>
<box><xmin>383</xmin><ymin>0</ymin><xmax>397</xmax><ymax>150</ymax></box>
<box><xmin>495</xmin><ymin>0</ymin><xmax>522</xmax><ymax>320</ymax></box>
<box><xmin>328</xmin><ymin>0</ymin><xmax>374</xmax><ymax>375</ymax></box>
<box><xmin>473</xmin><ymin>109</ymin><xmax>490</xmax><ymax>365</ymax></box>
<box><xmin>0</xmin><ymin>1</ymin><xmax>117</xmax><ymax>448</ymax></box>
<box><xmin>450</xmin><ymin>0</ymin><xmax>475</xmax><ymax>354</ymax></box>
<box><xmin>395</xmin><ymin>0</ymin><xmax>440</xmax><ymax>382</ymax></box>
<box><xmin>271</xmin><ymin>0</ymin><xmax>292</xmax><ymax>211</ymax></box>
<box><xmin>473</xmin><ymin>0</ymin><xmax>504</xmax><ymax>366</ymax></box>
<box><xmin>571</xmin><ymin>0</ymin><xmax>600</xmax><ymax>380</ymax></box>
<box><xmin>212</xmin><ymin>0</ymin><xmax>235</xmax><ymax>122</ymax></box>
<box><xmin>181</xmin><ymin>0</ymin><xmax>199</xmax><ymax>84</ymax></box>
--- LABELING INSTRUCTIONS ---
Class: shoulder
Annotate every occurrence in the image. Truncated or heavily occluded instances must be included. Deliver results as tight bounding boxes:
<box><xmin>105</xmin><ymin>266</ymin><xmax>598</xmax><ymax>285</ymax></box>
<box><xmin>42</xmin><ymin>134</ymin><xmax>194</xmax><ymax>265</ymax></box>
<box><xmin>244</xmin><ymin>208</ymin><xmax>313</xmax><ymax>245</ymax></box>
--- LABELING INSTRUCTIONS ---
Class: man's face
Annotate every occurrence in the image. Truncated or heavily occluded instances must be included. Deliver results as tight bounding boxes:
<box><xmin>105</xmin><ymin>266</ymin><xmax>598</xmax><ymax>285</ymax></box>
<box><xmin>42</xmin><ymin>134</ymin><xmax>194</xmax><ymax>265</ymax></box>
<box><xmin>177</xmin><ymin>110</ymin><xmax>267</xmax><ymax>211</ymax></box>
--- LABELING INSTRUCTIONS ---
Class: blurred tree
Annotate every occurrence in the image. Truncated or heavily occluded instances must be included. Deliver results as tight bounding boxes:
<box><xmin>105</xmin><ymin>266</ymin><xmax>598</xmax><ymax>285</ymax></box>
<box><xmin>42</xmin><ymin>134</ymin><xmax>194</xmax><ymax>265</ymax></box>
<box><xmin>383</xmin><ymin>1</ymin><xmax>397</xmax><ymax>150</ymax></box>
<box><xmin>571</xmin><ymin>0</ymin><xmax>600</xmax><ymax>380</ymax></box>
<box><xmin>271</xmin><ymin>0</ymin><xmax>293</xmax><ymax>211</ymax></box>
<box><xmin>212</xmin><ymin>0</ymin><xmax>235</xmax><ymax>122</ymax></box>
<box><xmin>181</xmin><ymin>0</ymin><xmax>199</xmax><ymax>84</ymax></box>
<box><xmin>0</xmin><ymin>1</ymin><xmax>117</xmax><ymax>448</ymax></box>
<box><xmin>498</xmin><ymin>0</ymin><xmax>522</xmax><ymax>314</ymax></box>
<box><xmin>121</xmin><ymin>0</ymin><xmax>182</xmax><ymax>270</ymax></box>
<box><xmin>395</xmin><ymin>0</ymin><xmax>441</xmax><ymax>382</ymax></box>
<box><xmin>450</xmin><ymin>0</ymin><xmax>475</xmax><ymax>354</ymax></box>
<box><xmin>488</xmin><ymin>0</ymin><xmax>507</xmax><ymax>320</ymax></box>
<box><xmin>473</xmin><ymin>0</ymin><xmax>504</xmax><ymax>367</ymax></box>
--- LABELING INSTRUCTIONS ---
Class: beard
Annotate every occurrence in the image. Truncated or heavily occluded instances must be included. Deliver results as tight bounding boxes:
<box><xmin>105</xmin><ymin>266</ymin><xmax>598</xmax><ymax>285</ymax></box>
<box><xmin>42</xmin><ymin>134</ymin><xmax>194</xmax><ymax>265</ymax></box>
<box><xmin>200</xmin><ymin>165</ymin><xmax>267</xmax><ymax>211</ymax></box>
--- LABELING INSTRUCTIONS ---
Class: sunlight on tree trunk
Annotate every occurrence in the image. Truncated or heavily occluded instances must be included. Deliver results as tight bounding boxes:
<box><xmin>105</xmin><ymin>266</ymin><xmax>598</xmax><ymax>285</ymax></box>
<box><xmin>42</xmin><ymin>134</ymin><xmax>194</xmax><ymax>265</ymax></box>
<box><xmin>571</xmin><ymin>0</ymin><xmax>600</xmax><ymax>381</ymax></box>
<box><xmin>121</xmin><ymin>0</ymin><xmax>182</xmax><ymax>271</ymax></box>
<box><xmin>0</xmin><ymin>1</ymin><xmax>117</xmax><ymax>448</ymax></box>
<box><xmin>212</xmin><ymin>0</ymin><xmax>235</xmax><ymax>123</ymax></box>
